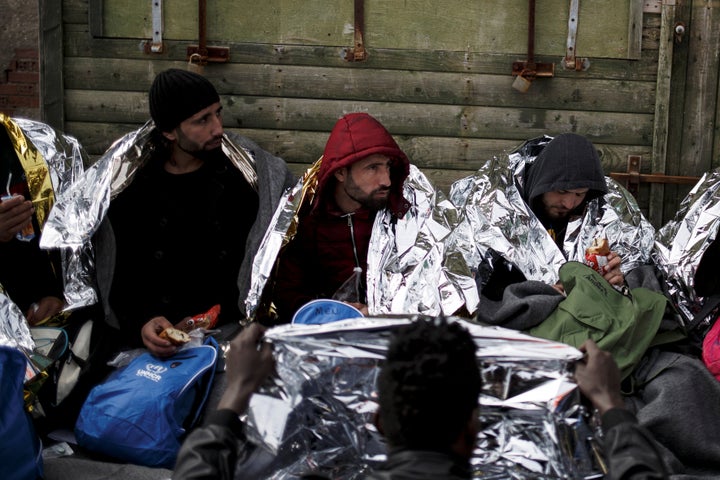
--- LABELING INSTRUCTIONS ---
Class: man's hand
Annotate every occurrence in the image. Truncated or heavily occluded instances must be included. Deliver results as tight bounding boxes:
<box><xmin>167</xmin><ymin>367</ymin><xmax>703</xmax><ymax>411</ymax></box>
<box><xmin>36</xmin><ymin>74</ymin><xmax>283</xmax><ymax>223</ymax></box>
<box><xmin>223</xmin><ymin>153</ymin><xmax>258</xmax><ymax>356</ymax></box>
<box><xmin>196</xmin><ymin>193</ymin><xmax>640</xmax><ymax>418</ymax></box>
<box><xmin>218</xmin><ymin>323</ymin><xmax>275</xmax><ymax>415</ymax></box>
<box><xmin>602</xmin><ymin>251</ymin><xmax>624</xmax><ymax>287</ymax></box>
<box><xmin>574</xmin><ymin>339</ymin><xmax>625</xmax><ymax>415</ymax></box>
<box><xmin>26</xmin><ymin>296</ymin><xmax>65</xmax><ymax>326</ymax></box>
<box><xmin>0</xmin><ymin>195</ymin><xmax>33</xmax><ymax>242</ymax></box>
<box><xmin>141</xmin><ymin>316</ymin><xmax>178</xmax><ymax>357</ymax></box>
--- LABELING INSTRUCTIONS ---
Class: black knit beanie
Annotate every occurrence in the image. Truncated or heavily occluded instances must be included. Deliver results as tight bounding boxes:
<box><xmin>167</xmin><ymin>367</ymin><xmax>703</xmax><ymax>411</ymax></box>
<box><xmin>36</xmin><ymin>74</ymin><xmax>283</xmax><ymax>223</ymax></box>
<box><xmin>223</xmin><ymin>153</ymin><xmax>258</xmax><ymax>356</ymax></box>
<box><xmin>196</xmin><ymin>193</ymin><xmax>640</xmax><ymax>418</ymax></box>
<box><xmin>149</xmin><ymin>69</ymin><xmax>220</xmax><ymax>133</ymax></box>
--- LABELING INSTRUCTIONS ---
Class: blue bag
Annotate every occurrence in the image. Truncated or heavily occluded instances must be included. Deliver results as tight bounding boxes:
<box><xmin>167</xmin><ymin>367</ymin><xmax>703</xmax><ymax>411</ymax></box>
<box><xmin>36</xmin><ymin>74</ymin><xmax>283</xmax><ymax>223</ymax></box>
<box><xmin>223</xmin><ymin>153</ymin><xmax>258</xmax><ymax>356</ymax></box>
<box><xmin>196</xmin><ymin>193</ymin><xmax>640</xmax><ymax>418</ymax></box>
<box><xmin>75</xmin><ymin>338</ymin><xmax>218</xmax><ymax>468</ymax></box>
<box><xmin>0</xmin><ymin>346</ymin><xmax>43</xmax><ymax>480</ymax></box>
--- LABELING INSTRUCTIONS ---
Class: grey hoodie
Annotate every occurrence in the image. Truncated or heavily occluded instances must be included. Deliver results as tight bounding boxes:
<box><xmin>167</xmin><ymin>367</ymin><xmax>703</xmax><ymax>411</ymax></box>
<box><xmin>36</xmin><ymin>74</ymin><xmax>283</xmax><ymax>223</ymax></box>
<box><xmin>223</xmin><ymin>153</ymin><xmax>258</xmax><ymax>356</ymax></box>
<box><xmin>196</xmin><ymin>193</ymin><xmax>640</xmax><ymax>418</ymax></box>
<box><xmin>523</xmin><ymin>132</ymin><xmax>608</xmax><ymax>213</ymax></box>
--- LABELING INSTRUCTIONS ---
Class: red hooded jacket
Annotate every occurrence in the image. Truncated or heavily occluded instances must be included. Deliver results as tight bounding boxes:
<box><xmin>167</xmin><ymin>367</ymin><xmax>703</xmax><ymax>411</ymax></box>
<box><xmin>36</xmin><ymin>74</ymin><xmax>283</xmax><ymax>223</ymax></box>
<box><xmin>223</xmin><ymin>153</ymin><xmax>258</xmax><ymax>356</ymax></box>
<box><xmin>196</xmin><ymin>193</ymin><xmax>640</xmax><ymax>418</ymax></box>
<box><xmin>273</xmin><ymin>113</ymin><xmax>410</xmax><ymax>322</ymax></box>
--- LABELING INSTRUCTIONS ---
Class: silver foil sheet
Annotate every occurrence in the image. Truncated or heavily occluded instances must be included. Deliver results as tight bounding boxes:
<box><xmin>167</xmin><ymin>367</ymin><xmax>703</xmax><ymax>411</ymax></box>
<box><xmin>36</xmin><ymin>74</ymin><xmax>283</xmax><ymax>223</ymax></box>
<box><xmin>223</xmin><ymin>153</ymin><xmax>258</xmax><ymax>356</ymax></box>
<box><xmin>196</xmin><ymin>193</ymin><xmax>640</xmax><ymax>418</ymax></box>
<box><xmin>243</xmin><ymin>317</ymin><xmax>601</xmax><ymax>479</ymax></box>
<box><xmin>654</xmin><ymin>168</ymin><xmax>720</xmax><ymax>324</ymax></box>
<box><xmin>246</xmin><ymin>164</ymin><xmax>478</xmax><ymax>319</ymax></box>
<box><xmin>40</xmin><ymin>122</ymin><xmax>155</xmax><ymax>249</ymax></box>
<box><xmin>0</xmin><ymin>284</ymin><xmax>34</xmax><ymax>351</ymax></box>
<box><xmin>3</xmin><ymin>115</ymin><xmax>89</xmax><ymax>311</ymax></box>
<box><xmin>40</xmin><ymin>121</ymin><xmax>258</xmax><ymax>309</ymax></box>
<box><xmin>448</xmin><ymin>137</ymin><xmax>655</xmax><ymax>288</ymax></box>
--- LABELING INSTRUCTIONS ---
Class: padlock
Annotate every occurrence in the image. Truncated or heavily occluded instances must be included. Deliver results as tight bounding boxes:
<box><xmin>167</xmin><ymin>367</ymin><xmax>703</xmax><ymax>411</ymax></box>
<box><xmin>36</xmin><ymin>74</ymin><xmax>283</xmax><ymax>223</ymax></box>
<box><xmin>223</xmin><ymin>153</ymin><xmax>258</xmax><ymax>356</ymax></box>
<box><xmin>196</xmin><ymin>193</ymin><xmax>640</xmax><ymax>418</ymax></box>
<box><xmin>187</xmin><ymin>53</ymin><xmax>204</xmax><ymax>75</ymax></box>
<box><xmin>512</xmin><ymin>74</ymin><xmax>532</xmax><ymax>93</ymax></box>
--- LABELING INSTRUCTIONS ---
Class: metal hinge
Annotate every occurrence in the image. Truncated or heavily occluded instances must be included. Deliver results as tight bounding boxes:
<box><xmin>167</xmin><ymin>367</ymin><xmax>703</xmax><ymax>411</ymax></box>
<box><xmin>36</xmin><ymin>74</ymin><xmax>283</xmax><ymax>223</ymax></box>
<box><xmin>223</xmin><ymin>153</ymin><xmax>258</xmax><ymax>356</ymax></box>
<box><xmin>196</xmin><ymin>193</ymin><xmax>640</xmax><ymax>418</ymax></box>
<box><xmin>609</xmin><ymin>155</ymin><xmax>699</xmax><ymax>197</ymax></box>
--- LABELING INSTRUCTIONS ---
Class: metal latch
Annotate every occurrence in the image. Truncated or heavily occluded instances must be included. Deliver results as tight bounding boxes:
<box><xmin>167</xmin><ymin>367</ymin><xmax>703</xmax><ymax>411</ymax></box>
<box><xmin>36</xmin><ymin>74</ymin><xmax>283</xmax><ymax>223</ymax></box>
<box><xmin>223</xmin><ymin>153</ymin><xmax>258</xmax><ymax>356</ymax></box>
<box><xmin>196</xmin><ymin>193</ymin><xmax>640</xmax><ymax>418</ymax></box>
<box><xmin>511</xmin><ymin>0</ymin><xmax>555</xmax><ymax>92</ymax></box>
<box><xmin>186</xmin><ymin>0</ymin><xmax>230</xmax><ymax>67</ymax></box>
<box><xmin>344</xmin><ymin>0</ymin><xmax>368</xmax><ymax>62</ymax></box>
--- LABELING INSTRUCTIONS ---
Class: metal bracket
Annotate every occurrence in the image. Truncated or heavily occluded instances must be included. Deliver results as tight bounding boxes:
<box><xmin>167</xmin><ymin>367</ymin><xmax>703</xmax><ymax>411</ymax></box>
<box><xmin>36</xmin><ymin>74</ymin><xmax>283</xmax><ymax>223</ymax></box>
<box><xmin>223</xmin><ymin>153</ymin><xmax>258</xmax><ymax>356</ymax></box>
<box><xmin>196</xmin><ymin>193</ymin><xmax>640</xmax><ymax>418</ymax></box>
<box><xmin>344</xmin><ymin>0</ymin><xmax>368</xmax><ymax>62</ymax></box>
<box><xmin>563</xmin><ymin>0</ymin><xmax>589</xmax><ymax>71</ymax></box>
<box><xmin>511</xmin><ymin>62</ymin><xmax>555</xmax><ymax>78</ymax></box>
<box><xmin>143</xmin><ymin>0</ymin><xmax>164</xmax><ymax>54</ymax></box>
<box><xmin>511</xmin><ymin>0</ymin><xmax>555</xmax><ymax>80</ymax></box>
<box><xmin>186</xmin><ymin>45</ymin><xmax>230</xmax><ymax>64</ymax></box>
<box><xmin>609</xmin><ymin>155</ymin><xmax>700</xmax><ymax>197</ymax></box>
<box><xmin>186</xmin><ymin>0</ymin><xmax>230</xmax><ymax>65</ymax></box>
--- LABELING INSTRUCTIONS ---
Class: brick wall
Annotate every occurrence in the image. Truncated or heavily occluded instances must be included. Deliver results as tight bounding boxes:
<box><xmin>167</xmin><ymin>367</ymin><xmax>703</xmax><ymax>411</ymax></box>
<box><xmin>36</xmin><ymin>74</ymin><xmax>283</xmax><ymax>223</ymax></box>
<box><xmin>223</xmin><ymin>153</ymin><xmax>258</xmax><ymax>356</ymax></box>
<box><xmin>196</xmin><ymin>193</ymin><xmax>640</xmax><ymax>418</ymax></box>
<box><xmin>0</xmin><ymin>48</ymin><xmax>40</xmax><ymax>118</ymax></box>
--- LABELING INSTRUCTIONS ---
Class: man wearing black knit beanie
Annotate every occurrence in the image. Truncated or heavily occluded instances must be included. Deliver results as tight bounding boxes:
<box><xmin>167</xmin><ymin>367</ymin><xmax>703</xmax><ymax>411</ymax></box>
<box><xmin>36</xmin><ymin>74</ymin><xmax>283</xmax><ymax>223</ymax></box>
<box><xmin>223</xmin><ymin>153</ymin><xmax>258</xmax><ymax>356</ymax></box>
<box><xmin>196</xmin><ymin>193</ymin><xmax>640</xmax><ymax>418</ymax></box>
<box><xmin>99</xmin><ymin>68</ymin><xmax>295</xmax><ymax>356</ymax></box>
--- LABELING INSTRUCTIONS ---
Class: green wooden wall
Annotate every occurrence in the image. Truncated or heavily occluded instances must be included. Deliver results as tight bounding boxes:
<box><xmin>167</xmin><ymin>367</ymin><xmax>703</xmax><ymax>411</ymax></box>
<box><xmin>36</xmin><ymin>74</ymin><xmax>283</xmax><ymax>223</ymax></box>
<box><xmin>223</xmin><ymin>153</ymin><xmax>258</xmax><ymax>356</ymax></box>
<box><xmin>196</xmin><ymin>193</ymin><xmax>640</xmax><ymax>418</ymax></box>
<box><xmin>53</xmin><ymin>0</ymin><xmax>677</xmax><ymax>219</ymax></box>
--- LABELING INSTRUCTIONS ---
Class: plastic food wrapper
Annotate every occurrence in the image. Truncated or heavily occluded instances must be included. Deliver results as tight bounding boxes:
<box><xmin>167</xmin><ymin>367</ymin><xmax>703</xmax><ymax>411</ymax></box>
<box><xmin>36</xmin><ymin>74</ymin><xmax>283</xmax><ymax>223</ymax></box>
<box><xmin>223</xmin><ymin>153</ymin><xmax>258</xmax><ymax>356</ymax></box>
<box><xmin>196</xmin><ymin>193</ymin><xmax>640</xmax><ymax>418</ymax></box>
<box><xmin>177</xmin><ymin>304</ymin><xmax>221</xmax><ymax>333</ymax></box>
<box><xmin>40</xmin><ymin>121</ymin><xmax>258</xmax><ymax>312</ymax></box>
<box><xmin>584</xmin><ymin>251</ymin><xmax>608</xmax><ymax>274</ymax></box>
<box><xmin>245</xmin><ymin>161</ymin><xmax>478</xmax><ymax>319</ymax></box>
<box><xmin>0</xmin><ymin>114</ymin><xmax>90</xmax><ymax>310</ymax></box>
<box><xmin>448</xmin><ymin>136</ymin><xmax>655</xmax><ymax>289</ymax></box>
<box><xmin>584</xmin><ymin>238</ymin><xmax>610</xmax><ymax>274</ymax></box>
<box><xmin>654</xmin><ymin>167</ymin><xmax>720</xmax><ymax>325</ymax></box>
<box><xmin>240</xmin><ymin>317</ymin><xmax>604</xmax><ymax>479</ymax></box>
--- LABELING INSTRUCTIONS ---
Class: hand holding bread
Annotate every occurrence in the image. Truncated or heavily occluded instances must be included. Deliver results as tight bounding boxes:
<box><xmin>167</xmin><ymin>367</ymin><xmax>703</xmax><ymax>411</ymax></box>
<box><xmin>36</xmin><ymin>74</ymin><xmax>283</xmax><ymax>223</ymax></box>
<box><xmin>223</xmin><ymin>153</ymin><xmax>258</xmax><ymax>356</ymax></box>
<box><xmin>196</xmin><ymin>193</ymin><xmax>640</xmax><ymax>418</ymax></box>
<box><xmin>159</xmin><ymin>327</ymin><xmax>191</xmax><ymax>345</ymax></box>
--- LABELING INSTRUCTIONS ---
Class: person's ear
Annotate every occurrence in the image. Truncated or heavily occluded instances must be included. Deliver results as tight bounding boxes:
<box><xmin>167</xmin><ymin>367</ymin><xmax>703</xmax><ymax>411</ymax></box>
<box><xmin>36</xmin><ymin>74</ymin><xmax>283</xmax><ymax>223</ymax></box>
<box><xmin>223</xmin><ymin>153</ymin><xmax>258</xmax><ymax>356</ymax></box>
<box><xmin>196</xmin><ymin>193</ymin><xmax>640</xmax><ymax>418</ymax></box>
<box><xmin>162</xmin><ymin>129</ymin><xmax>177</xmax><ymax>142</ymax></box>
<box><xmin>334</xmin><ymin>167</ymin><xmax>348</xmax><ymax>183</ymax></box>
<box><xmin>373</xmin><ymin>409</ymin><xmax>384</xmax><ymax>436</ymax></box>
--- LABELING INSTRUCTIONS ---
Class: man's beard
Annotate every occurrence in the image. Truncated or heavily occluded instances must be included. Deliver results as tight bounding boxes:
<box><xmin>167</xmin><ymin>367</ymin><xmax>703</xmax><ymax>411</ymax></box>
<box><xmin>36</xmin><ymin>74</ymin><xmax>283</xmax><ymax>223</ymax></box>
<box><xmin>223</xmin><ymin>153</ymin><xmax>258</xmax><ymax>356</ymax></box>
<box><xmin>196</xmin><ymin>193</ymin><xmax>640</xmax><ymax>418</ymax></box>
<box><xmin>175</xmin><ymin>129</ymin><xmax>222</xmax><ymax>161</ymax></box>
<box><xmin>546</xmin><ymin>208</ymin><xmax>570</xmax><ymax>220</ymax></box>
<box><xmin>343</xmin><ymin>183</ymin><xmax>390</xmax><ymax>211</ymax></box>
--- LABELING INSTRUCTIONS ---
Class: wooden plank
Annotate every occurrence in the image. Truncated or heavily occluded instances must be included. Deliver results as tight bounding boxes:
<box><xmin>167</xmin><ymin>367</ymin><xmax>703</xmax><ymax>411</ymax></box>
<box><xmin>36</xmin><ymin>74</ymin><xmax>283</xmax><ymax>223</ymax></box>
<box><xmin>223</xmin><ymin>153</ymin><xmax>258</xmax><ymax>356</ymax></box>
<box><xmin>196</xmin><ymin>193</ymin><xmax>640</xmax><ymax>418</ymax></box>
<box><xmin>63</xmin><ymin>0</ymin><xmax>89</xmax><ymax>25</ymax></box>
<box><xmin>642</xmin><ymin>12</ymin><xmax>662</xmax><ymax>51</ymax></box>
<box><xmin>62</xmin><ymin>30</ymin><xmax>661</xmax><ymax>81</ymax></box>
<box><xmin>64</xmin><ymin>119</ymin><xmax>652</xmax><ymax>177</ymax></box>
<box><xmin>63</xmin><ymin>90</ymin><xmax>654</xmax><ymax>145</ymax></box>
<box><xmin>39</xmin><ymin>2</ymin><xmax>65</xmax><ymax>130</ymax></box>
<box><xmin>679</xmin><ymin>1</ymin><xmax>720</xmax><ymax>175</ymax></box>
<box><xmin>63</xmin><ymin>122</ymin><xmax>140</xmax><ymax>154</ymax></box>
<box><xmin>89</xmin><ymin>0</ymin><xmax>103</xmax><ymax>38</ymax></box>
<box><xmin>228</xmin><ymin>130</ymin><xmax>525</xmax><ymax>171</ymax></box>
<box><xmin>648</xmin><ymin>0</ymin><xmax>676</xmax><ymax>227</ymax></box>
<box><xmin>97</xmin><ymin>0</ymin><xmax>635</xmax><ymax>59</ymax></box>
<box><xmin>628</xmin><ymin>0</ymin><xmax>644</xmax><ymax>59</ymax></box>
<box><xmin>63</xmin><ymin>58</ymin><xmax>657</xmax><ymax>114</ymax></box>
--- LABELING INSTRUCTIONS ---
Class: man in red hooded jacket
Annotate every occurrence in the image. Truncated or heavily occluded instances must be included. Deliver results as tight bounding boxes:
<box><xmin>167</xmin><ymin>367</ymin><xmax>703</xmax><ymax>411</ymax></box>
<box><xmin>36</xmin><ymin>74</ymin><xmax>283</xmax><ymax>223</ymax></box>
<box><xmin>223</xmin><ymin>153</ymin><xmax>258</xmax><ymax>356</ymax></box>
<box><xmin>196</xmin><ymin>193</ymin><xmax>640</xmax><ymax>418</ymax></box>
<box><xmin>273</xmin><ymin>113</ymin><xmax>410</xmax><ymax>322</ymax></box>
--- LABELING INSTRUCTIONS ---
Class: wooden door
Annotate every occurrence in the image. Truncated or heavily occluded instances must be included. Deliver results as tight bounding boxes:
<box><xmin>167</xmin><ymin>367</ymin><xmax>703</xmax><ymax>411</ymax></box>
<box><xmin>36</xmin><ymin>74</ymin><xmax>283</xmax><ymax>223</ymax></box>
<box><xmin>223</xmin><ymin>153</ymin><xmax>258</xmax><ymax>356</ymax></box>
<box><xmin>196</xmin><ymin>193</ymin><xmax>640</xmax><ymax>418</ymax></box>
<box><xmin>652</xmin><ymin>0</ymin><xmax>720</xmax><ymax>226</ymax></box>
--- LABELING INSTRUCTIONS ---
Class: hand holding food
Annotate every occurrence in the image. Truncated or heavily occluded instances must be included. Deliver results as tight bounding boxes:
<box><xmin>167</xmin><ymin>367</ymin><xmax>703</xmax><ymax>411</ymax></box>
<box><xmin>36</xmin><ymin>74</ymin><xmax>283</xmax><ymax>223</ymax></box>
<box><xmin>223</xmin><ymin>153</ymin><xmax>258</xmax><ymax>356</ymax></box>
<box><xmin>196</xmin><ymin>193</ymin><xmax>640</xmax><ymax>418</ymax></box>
<box><xmin>159</xmin><ymin>327</ymin><xmax>191</xmax><ymax>345</ymax></box>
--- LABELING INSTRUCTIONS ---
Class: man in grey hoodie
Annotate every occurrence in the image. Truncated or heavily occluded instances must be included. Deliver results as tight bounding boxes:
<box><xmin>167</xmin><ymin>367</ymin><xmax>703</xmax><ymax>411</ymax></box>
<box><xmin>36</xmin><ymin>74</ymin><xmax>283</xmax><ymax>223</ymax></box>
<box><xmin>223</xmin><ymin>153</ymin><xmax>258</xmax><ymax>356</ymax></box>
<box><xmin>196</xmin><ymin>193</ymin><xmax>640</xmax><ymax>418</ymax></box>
<box><xmin>450</xmin><ymin>133</ymin><xmax>644</xmax><ymax>327</ymax></box>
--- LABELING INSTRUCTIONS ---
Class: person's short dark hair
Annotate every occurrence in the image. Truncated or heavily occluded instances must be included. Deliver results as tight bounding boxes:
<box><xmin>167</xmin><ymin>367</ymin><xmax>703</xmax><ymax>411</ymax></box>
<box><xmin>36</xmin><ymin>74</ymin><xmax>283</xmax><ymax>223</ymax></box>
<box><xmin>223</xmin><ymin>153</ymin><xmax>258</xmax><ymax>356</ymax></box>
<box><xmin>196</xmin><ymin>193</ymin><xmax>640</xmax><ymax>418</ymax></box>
<box><xmin>377</xmin><ymin>317</ymin><xmax>481</xmax><ymax>451</ymax></box>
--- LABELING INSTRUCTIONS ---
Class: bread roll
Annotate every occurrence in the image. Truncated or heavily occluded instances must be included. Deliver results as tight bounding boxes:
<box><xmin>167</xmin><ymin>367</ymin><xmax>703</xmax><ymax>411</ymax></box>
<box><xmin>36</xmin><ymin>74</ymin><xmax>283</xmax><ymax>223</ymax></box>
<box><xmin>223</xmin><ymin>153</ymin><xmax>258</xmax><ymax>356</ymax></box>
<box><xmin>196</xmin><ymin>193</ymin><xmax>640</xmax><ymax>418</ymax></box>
<box><xmin>159</xmin><ymin>327</ymin><xmax>191</xmax><ymax>345</ymax></box>
<box><xmin>586</xmin><ymin>237</ymin><xmax>610</xmax><ymax>256</ymax></box>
